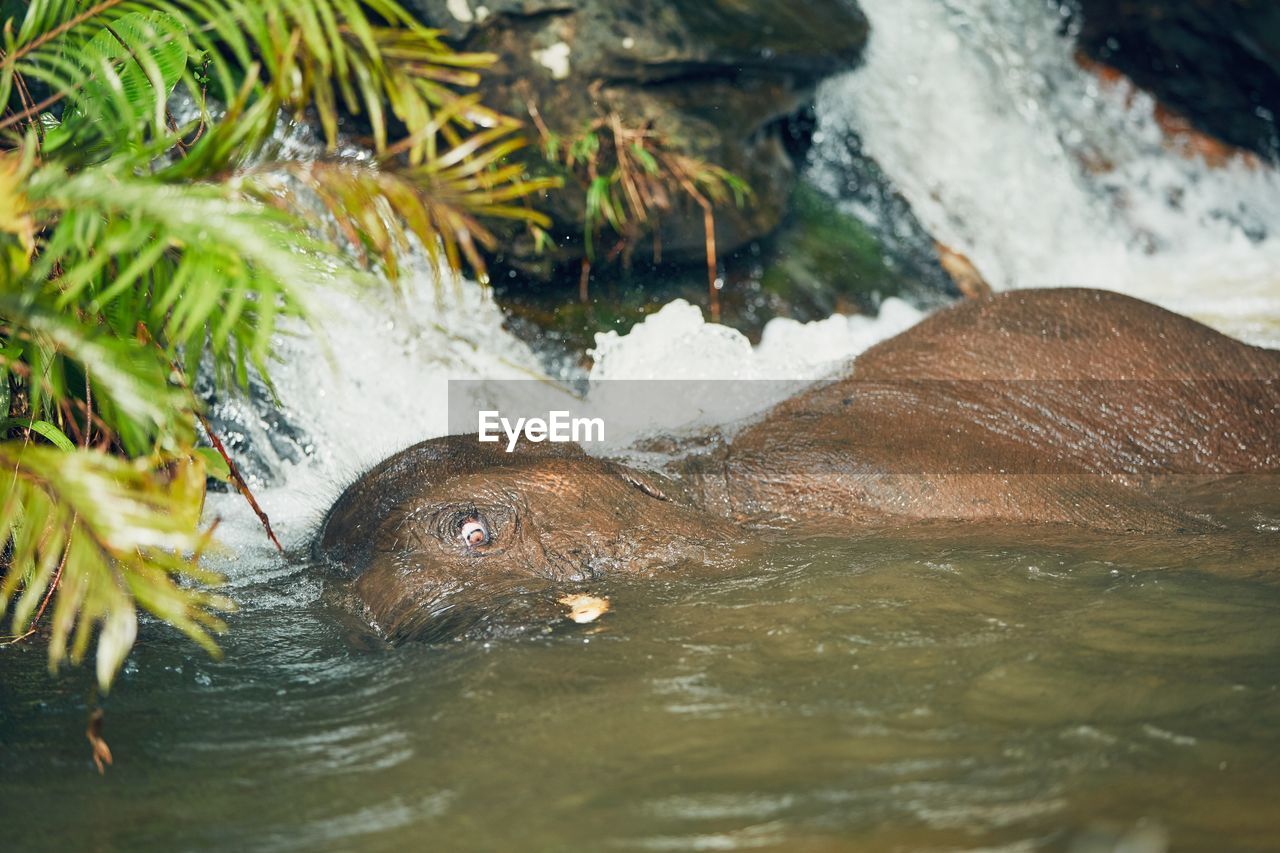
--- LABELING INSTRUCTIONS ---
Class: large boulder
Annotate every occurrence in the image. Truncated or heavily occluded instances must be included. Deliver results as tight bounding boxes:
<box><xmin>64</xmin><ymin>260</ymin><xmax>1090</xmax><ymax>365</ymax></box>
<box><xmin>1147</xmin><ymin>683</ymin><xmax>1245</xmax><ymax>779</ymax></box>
<box><xmin>1072</xmin><ymin>0</ymin><xmax>1280</xmax><ymax>160</ymax></box>
<box><xmin>405</xmin><ymin>0</ymin><xmax>869</xmax><ymax>274</ymax></box>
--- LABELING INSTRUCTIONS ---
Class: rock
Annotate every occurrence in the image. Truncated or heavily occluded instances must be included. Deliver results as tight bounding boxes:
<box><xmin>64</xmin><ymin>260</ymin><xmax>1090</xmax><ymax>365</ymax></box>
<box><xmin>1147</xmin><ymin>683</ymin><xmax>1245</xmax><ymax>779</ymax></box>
<box><xmin>195</xmin><ymin>361</ymin><xmax>313</xmax><ymax>489</ymax></box>
<box><xmin>758</xmin><ymin>182</ymin><xmax>958</xmax><ymax>320</ymax></box>
<box><xmin>1070</xmin><ymin>0</ymin><xmax>1280</xmax><ymax>161</ymax></box>
<box><xmin>493</xmin><ymin>178</ymin><xmax>960</xmax><ymax>361</ymax></box>
<box><xmin>404</xmin><ymin>0</ymin><xmax>869</xmax><ymax>274</ymax></box>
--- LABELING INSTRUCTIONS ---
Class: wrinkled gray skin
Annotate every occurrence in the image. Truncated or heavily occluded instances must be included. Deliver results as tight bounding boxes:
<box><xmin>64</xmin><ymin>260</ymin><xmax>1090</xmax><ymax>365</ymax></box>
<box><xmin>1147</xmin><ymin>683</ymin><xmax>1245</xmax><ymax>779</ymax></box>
<box><xmin>317</xmin><ymin>289</ymin><xmax>1280</xmax><ymax>641</ymax></box>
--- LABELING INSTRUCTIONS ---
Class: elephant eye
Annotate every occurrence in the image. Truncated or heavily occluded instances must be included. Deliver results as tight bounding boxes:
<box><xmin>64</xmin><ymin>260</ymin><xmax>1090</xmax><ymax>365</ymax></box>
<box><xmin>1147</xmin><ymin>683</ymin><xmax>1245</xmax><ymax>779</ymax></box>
<box><xmin>459</xmin><ymin>518</ymin><xmax>490</xmax><ymax>549</ymax></box>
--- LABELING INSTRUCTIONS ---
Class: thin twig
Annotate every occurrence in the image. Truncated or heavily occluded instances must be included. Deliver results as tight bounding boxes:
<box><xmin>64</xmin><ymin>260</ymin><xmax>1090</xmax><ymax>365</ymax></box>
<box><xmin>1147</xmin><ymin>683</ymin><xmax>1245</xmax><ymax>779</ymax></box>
<box><xmin>31</xmin><ymin>521</ymin><xmax>71</xmax><ymax>625</ymax></box>
<box><xmin>187</xmin><ymin>81</ymin><xmax>209</xmax><ymax>146</ymax></box>
<box><xmin>165</xmin><ymin>109</ymin><xmax>189</xmax><ymax>155</ymax></box>
<box><xmin>82</xmin><ymin>366</ymin><xmax>92</xmax><ymax>449</ymax></box>
<box><xmin>0</xmin><ymin>88</ymin><xmax>68</xmax><ymax>131</ymax></box>
<box><xmin>86</xmin><ymin>707</ymin><xmax>112</xmax><ymax>774</ymax></box>
<box><xmin>68</xmin><ymin>397</ymin><xmax>113</xmax><ymax>444</ymax></box>
<box><xmin>703</xmin><ymin>204</ymin><xmax>719</xmax><ymax>323</ymax></box>
<box><xmin>525</xmin><ymin>95</ymin><xmax>552</xmax><ymax>143</ymax></box>
<box><xmin>194</xmin><ymin>405</ymin><xmax>282</xmax><ymax>553</ymax></box>
<box><xmin>0</xmin><ymin>48</ymin><xmax>41</xmax><ymax>136</ymax></box>
<box><xmin>666</xmin><ymin>161</ymin><xmax>720</xmax><ymax>322</ymax></box>
<box><xmin>58</xmin><ymin>397</ymin><xmax>86</xmax><ymax>446</ymax></box>
<box><xmin>0</xmin><ymin>0</ymin><xmax>143</xmax><ymax>132</ymax></box>
<box><xmin>578</xmin><ymin>257</ymin><xmax>590</xmax><ymax>304</ymax></box>
<box><xmin>143</xmin><ymin>333</ymin><xmax>284</xmax><ymax>553</ymax></box>
<box><xmin>610</xmin><ymin>113</ymin><xmax>647</xmax><ymax>227</ymax></box>
<box><xmin>0</xmin><ymin>518</ymin><xmax>74</xmax><ymax>646</ymax></box>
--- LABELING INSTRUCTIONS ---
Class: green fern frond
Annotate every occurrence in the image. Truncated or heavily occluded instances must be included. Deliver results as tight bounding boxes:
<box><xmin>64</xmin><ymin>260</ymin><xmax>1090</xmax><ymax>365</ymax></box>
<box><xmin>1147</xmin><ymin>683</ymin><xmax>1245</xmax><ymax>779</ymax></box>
<box><xmin>0</xmin><ymin>0</ymin><xmax>557</xmax><ymax>695</ymax></box>
<box><xmin>249</xmin><ymin>127</ymin><xmax>559</xmax><ymax>283</ymax></box>
<box><xmin>0</xmin><ymin>293</ymin><xmax>192</xmax><ymax>452</ymax></box>
<box><xmin>13</xmin><ymin>158</ymin><xmax>329</xmax><ymax>398</ymax></box>
<box><xmin>0</xmin><ymin>443</ymin><xmax>231</xmax><ymax>690</ymax></box>
<box><xmin>537</xmin><ymin>109</ymin><xmax>752</xmax><ymax>264</ymax></box>
<box><xmin>2</xmin><ymin>0</ymin><xmax>502</xmax><ymax>159</ymax></box>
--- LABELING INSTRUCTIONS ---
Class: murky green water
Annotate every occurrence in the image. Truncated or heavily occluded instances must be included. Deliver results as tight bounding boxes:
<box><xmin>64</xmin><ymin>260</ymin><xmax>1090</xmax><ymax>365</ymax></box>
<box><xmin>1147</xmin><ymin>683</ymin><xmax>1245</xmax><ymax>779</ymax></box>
<box><xmin>3</xmin><ymin>483</ymin><xmax>1279</xmax><ymax>851</ymax></box>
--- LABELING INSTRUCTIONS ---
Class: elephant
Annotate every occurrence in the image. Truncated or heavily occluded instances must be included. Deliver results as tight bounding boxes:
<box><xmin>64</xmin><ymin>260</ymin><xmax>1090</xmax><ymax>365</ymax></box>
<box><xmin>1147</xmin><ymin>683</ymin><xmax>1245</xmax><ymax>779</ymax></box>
<box><xmin>315</xmin><ymin>289</ymin><xmax>1279</xmax><ymax>641</ymax></box>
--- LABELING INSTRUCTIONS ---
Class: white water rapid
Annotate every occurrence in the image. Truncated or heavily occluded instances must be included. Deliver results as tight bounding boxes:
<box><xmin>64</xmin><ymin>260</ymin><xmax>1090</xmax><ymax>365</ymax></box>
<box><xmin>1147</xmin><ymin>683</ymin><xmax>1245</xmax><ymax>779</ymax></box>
<box><xmin>811</xmin><ymin>0</ymin><xmax>1280</xmax><ymax>345</ymax></box>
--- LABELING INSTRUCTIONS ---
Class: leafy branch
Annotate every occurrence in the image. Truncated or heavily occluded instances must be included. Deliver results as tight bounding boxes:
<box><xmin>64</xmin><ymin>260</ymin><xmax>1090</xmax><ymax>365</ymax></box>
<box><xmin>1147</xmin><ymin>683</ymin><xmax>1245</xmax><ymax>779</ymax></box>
<box><xmin>0</xmin><ymin>442</ymin><xmax>231</xmax><ymax>688</ymax></box>
<box><xmin>1</xmin><ymin>0</ymin><xmax>555</xmax><ymax>694</ymax></box>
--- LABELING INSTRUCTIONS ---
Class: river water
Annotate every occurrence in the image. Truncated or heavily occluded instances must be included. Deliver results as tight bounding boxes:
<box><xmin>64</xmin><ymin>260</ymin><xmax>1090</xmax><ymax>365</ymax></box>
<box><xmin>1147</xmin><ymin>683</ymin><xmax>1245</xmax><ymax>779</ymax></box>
<box><xmin>5</xmin><ymin>514</ymin><xmax>1279</xmax><ymax>850</ymax></box>
<box><xmin>4</xmin><ymin>0</ymin><xmax>1280</xmax><ymax>849</ymax></box>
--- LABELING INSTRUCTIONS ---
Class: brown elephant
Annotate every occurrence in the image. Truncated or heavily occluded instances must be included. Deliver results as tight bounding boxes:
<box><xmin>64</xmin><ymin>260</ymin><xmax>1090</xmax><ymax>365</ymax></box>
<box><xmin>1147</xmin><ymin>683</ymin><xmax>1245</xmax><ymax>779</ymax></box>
<box><xmin>316</xmin><ymin>289</ymin><xmax>1280</xmax><ymax>641</ymax></box>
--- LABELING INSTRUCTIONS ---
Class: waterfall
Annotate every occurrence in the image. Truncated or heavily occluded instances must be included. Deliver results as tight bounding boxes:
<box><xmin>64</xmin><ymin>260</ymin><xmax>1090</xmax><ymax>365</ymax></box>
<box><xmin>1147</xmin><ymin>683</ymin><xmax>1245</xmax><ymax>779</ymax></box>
<box><xmin>810</xmin><ymin>0</ymin><xmax>1280</xmax><ymax>345</ymax></box>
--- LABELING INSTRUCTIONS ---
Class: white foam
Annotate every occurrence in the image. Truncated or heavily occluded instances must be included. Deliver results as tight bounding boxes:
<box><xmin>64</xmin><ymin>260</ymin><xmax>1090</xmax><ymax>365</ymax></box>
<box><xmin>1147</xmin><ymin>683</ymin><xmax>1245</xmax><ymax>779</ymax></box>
<box><xmin>269</xmin><ymin>264</ymin><xmax>544</xmax><ymax>477</ymax></box>
<box><xmin>811</xmin><ymin>0</ymin><xmax>1280</xmax><ymax>345</ymax></box>
<box><xmin>578</xmin><ymin>297</ymin><xmax>925</xmax><ymax>441</ymax></box>
<box><xmin>588</xmin><ymin>296</ymin><xmax>923</xmax><ymax>382</ymax></box>
<box><xmin>754</xmin><ymin>297</ymin><xmax>925</xmax><ymax>371</ymax></box>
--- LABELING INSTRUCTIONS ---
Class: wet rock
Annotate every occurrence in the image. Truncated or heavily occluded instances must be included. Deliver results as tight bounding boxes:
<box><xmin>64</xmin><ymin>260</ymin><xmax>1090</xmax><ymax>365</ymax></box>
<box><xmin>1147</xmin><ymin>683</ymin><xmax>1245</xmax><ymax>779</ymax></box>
<box><xmin>494</xmin><ymin>250</ymin><xmax>778</xmax><ymax>358</ymax></box>
<box><xmin>404</xmin><ymin>0</ymin><xmax>869</xmax><ymax>274</ymax></box>
<box><xmin>1069</xmin><ymin>0</ymin><xmax>1280</xmax><ymax>161</ymax></box>
<box><xmin>758</xmin><ymin>182</ymin><xmax>959</xmax><ymax>320</ymax></box>
<box><xmin>492</xmin><ymin>175</ymin><xmax>959</xmax><ymax>361</ymax></box>
<box><xmin>195</xmin><ymin>365</ymin><xmax>313</xmax><ymax>489</ymax></box>
<box><xmin>933</xmin><ymin>243</ymin><xmax>992</xmax><ymax>300</ymax></box>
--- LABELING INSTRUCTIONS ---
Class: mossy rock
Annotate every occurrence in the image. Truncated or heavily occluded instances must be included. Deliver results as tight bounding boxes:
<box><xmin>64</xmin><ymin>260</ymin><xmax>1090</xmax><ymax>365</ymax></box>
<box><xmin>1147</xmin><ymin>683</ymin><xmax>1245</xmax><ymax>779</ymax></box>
<box><xmin>404</xmin><ymin>0</ymin><xmax>869</xmax><ymax>275</ymax></box>
<box><xmin>495</xmin><ymin>188</ymin><xmax>958</xmax><ymax>359</ymax></box>
<box><xmin>761</xmin><ymin>183</ymin><xmax>900</xmax><ymax>317</ymax></box>
<box><xmin>758</xmin><ymin>183</ymin><xmax>957</xmax><ymax>320</ymax></box>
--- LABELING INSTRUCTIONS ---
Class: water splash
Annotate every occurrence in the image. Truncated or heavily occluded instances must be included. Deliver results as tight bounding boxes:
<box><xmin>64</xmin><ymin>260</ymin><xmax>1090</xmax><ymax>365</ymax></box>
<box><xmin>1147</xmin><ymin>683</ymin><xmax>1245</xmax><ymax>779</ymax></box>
<box><xmin>570</xmin><ymin>297</ymin><xmax>925</xmax><ymax>443</ymax></box>
<box><xmin>589</xmin><ymin>296</ymin><xmax>922</xmax><ymax>383</ymax></box>
<box><xmin>206</xmin><ymin>282</ymin><xmax>924</xmax><ymax>559</ymax></box>
<box><xmin>810</xmin><ymin>0</ymin><xmax>1280</xmax><ymax>345</ymax></box>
